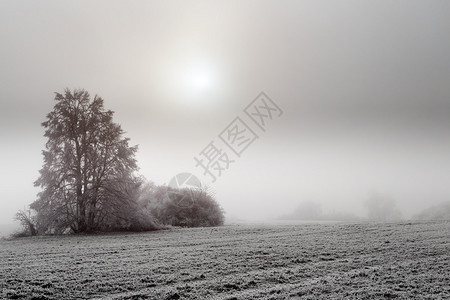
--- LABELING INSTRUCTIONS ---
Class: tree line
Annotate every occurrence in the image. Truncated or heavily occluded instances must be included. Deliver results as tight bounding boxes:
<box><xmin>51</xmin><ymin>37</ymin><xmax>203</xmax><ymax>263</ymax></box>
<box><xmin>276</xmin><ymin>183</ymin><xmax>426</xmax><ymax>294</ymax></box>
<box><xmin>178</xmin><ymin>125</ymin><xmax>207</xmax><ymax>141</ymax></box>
<box><xmin>16</xmin><ymin>89</ymin><xmax>224</xmax><ymax>236</ymax></box>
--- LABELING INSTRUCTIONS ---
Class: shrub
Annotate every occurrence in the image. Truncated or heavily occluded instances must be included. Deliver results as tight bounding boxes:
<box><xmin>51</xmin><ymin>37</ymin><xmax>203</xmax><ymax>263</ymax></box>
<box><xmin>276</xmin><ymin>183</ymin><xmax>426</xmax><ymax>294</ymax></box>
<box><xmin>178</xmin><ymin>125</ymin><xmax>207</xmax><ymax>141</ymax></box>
<box><xmin>144</xmin><ymin>186</ymin><xmax>224</xmax><ymax>227</ymax></box>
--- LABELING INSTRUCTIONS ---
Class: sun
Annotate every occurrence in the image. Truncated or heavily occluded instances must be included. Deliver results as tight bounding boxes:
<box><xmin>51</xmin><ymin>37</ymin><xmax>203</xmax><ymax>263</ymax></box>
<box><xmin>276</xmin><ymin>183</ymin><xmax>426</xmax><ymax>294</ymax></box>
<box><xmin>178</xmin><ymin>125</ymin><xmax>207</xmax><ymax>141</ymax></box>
<box><xmin>186</xmin><ymin>67</ymin><xmax>215</xmax><ymax>92</ymax></box>
<box><xmin>191</xmin><ymin>71</ymin><xmax>211</xmax><ymax>90</ymax></box>
<box><xmin>160</xmin><ymin>57</ymin><xmax>222</xmax><ymax>109</ymax></box>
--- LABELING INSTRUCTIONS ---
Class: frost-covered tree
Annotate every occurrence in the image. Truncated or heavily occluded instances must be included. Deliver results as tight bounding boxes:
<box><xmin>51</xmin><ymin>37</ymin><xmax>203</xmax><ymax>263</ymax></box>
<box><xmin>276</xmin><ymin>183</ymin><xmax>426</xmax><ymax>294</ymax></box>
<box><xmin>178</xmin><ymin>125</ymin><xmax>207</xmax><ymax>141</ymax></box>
<box><xmin>365</xmin><ymin>192</ymin><xmax>402</xmax><ymax>222</ymax></box>
<box><xmin>31</xmin><ymin>89</ymin><xmax>149</xmax><ymax>233</ymax></box>
<box><xmin>15</xmin><ymin>209</ymin><xmax>37</xmax><ymax>236</ymax></box>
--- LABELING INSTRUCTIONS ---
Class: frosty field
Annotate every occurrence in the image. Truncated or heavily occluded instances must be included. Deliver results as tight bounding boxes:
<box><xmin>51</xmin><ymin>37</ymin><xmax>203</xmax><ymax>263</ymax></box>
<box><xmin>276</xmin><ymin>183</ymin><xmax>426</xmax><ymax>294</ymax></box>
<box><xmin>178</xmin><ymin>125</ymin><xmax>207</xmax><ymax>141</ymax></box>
<box><xmin>1</xmin><ymin>221</ymin><xmax>449</xmax><ymax>299</ymax></box>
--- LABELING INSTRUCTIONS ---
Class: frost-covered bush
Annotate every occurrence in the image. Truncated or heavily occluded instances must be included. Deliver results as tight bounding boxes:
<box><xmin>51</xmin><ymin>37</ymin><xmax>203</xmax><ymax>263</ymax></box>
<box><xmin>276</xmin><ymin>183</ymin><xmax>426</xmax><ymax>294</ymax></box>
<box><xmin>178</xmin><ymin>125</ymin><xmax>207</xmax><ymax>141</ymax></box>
<box><xmin>143</xmin><ymin>186</ymin><xmax>224</xmax><ymax>227</ymax></box>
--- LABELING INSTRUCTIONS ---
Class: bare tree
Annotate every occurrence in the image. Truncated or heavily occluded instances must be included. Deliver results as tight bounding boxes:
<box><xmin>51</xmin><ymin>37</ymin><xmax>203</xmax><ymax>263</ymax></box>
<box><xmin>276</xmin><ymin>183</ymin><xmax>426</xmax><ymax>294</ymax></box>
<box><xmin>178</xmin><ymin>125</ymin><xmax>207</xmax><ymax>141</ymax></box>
<box><xmin>15</xmin><ymin>209</ymin><xmax>37</xmax><ymax>236</ymax></box>
<box><xmin>31</xmin><ymin>89</ymin><xmax>142</xmax><ymax>233</ymax></box>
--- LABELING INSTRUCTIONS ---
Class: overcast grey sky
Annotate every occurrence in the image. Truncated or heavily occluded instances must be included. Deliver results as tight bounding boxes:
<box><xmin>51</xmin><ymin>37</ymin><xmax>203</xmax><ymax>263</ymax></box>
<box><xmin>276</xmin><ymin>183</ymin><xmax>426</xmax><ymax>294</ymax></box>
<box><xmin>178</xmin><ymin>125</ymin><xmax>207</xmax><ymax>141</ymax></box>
<box><xmin>1</xmin><ymin>1</ymin><xmax>450</xmax><ymax>226</ymax></box>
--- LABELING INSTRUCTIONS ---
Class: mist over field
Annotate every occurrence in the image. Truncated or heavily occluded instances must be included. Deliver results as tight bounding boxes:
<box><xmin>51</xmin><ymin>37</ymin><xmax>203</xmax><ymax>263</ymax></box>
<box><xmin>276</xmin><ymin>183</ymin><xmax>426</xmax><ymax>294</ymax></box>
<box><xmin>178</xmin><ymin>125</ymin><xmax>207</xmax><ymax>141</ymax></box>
<box><xmin>1</xmin><ymin>3</ymin><xmax>450</xmax><ymax>299</ymax></box>
<box><xmin>1</xmin><ymin>1</ymin><xmax>450</xmax><ymax>232</ymax></box>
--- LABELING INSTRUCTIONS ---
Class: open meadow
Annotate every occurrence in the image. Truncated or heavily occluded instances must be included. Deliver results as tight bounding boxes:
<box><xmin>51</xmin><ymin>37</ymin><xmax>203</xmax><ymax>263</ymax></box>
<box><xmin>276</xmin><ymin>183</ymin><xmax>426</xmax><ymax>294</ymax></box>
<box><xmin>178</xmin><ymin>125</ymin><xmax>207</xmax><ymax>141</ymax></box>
<box><xmin>1</xmin><ymin>221</ymin><xmax>449</xmax><ymax>299</ymax></box>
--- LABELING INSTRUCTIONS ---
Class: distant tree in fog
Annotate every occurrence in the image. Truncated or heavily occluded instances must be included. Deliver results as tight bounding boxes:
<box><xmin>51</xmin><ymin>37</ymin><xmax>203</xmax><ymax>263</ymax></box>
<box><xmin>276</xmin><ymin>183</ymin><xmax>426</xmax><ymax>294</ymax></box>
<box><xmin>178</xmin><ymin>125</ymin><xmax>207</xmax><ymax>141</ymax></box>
<box><xmin>413</xmin><ymin>201</ymin><xmax>450</xmax><ymax>220</ymax></box>
<box><xmin>30</xmin><ymin>89</ymin><xmax>155</xmax><ymax>234</ymax></box>
<box><xmin>291</xmin><ymin>201</ymin><xmax>323</xmax><ymax>220</ymax></box>
<box><xmin>278</xmin><ymin>200</ymin><xmax>359</xmax><ymax>221</ymax></box>
<box><xmin>365</xmin><ymin>192</ymin><xmax>402</xmax><ymax>222</ymax></box>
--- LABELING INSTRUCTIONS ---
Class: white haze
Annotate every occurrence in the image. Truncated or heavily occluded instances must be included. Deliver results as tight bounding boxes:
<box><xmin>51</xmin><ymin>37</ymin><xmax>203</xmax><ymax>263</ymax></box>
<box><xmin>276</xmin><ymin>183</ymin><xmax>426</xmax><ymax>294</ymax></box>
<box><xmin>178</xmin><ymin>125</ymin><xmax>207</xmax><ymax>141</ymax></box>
<box><xmin>1</xmin><ymin>1</ymin><xmax>450</xmax><ymax>233</ymax></box>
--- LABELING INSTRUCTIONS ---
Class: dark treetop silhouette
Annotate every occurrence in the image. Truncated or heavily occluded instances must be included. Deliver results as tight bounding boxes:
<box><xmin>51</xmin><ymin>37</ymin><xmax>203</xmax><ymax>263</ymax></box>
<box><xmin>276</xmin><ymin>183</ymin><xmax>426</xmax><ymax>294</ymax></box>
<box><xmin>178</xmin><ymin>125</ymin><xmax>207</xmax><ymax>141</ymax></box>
<box><xmin>31</xmin><ymin>89</ymin><xmax>147</xmax><ymax>233</ymax></box>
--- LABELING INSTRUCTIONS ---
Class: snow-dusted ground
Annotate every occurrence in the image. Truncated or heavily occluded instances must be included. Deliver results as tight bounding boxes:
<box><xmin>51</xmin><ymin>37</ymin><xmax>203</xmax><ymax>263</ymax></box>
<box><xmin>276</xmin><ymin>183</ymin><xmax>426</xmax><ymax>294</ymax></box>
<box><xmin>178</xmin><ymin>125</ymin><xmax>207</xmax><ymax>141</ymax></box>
<box><xmin>1</xmin><ymin>221</ymin><xmax>449</xmax><ymax>299</ymax></box>
<box><xmin>0</xmin><ymin>223</ymin><xmax>19</xmax><ymax>238</ymax></box>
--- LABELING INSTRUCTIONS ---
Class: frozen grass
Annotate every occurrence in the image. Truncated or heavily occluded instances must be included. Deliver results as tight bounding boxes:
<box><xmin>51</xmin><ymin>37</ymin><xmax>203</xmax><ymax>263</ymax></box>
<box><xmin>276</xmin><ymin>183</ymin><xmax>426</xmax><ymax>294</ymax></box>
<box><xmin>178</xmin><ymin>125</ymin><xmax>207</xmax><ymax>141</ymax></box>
<box><xmin>1</xmin><ymin>221</ymin><xmax>449</xmax><ymax>299</ymax></box>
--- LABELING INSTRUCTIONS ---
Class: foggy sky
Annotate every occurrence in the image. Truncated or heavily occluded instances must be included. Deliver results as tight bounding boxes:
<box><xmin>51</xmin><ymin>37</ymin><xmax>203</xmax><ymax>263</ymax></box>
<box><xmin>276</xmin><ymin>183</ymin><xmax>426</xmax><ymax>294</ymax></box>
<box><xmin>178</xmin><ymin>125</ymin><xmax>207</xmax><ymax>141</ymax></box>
<box><xmin>1</xmin><ymin>1</ymin><xmax>450</xmax><ymax>228</ymax></box>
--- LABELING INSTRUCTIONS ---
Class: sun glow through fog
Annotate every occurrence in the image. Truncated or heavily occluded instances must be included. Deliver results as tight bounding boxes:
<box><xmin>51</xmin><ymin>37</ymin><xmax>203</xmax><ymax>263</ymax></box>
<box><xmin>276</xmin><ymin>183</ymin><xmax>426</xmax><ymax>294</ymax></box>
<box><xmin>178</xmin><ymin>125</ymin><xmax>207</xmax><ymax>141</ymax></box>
<box><xmin>190</xmin><ymin>69</ymin><xmax>213</xmax><ymax>90</ymax></box>
<box><xmin>185</xmin><ymin>65</ymin><xmax>217</xmax><ymax>93</ymax></box>
<box><xmin>168</xmin><ymin>61</ymin><xmax>222</xmax><ymax>109</ymax></box>
<box><xmin>157</xmin><ymin>51</ymin><xmax>224</xmax><ymax>110</ymax></box>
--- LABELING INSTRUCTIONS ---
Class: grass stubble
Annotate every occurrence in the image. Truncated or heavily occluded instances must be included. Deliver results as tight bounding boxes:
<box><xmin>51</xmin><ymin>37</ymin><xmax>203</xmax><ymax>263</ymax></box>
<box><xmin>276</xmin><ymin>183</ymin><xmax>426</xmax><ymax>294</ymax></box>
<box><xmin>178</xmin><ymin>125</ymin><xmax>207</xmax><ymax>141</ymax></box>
<box><xmin>1</xmin><ymin>221</ymin><xmax>449</xmax><ymax>299</ymax></box>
